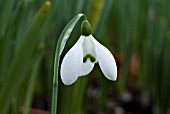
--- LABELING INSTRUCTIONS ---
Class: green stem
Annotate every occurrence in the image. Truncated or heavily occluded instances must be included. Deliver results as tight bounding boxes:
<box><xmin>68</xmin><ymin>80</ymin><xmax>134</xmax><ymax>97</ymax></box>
<box><xmin>51</xmin><ymin>48</ymin><xmax>59</xmax><ymax>114</ymax></box>
<box><xmin>50</xmin><ymin>13</ymin><xmax>86</xmax><ymax>114</ymax></box>
<box><xmin>51</xmin><ymin>82</ymin><xmax>58</xmax><ymax>114</ymax></box>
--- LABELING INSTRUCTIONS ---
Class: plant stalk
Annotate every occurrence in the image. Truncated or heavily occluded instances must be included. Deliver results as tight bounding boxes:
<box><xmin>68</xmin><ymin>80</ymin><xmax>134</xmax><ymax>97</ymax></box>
<box><xmin>51</xmin><ymin>43</ymin><xmax>60</xmax><ymax>114</ymax></box>
<box><xmin>51</xmin><ymin>13</ymin><xmax>86</xmax><ymax>114</ymax></box>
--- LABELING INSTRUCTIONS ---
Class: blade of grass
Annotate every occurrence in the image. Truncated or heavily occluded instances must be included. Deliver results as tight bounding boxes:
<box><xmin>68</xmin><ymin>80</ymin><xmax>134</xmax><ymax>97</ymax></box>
<box><xmin>0</xmin><ymin>1</ymin><xmax>25</xmax><ymax>86</ymax></box>
<box><xmin>0</xmin><ymin>0</ymin><xmax>14</xmax><ymax>36</ymax></box>
<box><xmin>24</xmin><ymin>44</ymin><xmax>45</xmax><ymax>114</ymax></box>
<box><xmin>0</xmin><ymin>1</ymin><xmax>51</xmax><ymax>114</ymax></box>
<box><xmin>88</xmin><ymin>0</ymin><xmax>104</xmax><ymax>33</ymax></box>
<box><xmin>94</xmin><ymin>0</ymin><xmax>114</xmax><ymax>37</ymax></box>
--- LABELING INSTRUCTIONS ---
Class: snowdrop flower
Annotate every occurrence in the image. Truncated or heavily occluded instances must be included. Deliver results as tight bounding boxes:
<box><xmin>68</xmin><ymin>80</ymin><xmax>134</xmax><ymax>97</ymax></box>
<box><xmin>61</xmin><ymin>20</ymin><xmax>117</xmax><ymax>85</ymax></box>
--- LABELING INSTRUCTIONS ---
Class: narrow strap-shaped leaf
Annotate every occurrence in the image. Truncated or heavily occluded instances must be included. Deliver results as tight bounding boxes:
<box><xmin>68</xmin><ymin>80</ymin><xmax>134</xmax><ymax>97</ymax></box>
<box><xmin>0</xmin><ymin>1</ymin><xmax>24</xmax><ymax>85</ymax></box>
<box><xmin>94</xmin><ymin>0</ymin><xmax>114</xmax><ymax>37</ymax></box>
<box><xmin>0</xmin><ymin>1</ymin><xmax>51</xmax><ymax>114</ymax></box>
<box><xmin>51</xmin><ymin>13</ymin><xmax>85</xmax><ymax>114</ymax></box>
<box><xmin>0</xmin><ymin>0</ymin><xmax>14</xmax><ymax>37</ymax></box>
<box><xmin>57</xmin><ymin>13</ymin><xmax>85</xmax><ymax>55</ymax></box>
<box><xmin>24</xmin><ymin>46</ymin><xmax>45</xmax><ymax>114</ymax></box>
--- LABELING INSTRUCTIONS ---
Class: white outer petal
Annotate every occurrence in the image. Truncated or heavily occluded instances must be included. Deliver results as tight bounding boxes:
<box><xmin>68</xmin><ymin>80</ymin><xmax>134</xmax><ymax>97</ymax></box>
<box><xmin>60</xmin><ymin>36</ymin><xmax>95</xmax><ymax>85</ymax></box>
<box><xmin>90</xmin><ymin>35</ymin><xmax>117</xmax><ymax>81</ymax></box>
<box><xmin>78</xmin><ymin>59</ymin><xmax>95</xmax><ymax>76</ymax></box>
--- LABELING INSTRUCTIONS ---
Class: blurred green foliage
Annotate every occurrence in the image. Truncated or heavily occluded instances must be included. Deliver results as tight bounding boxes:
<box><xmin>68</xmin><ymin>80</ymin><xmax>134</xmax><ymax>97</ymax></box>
<box><xmin>0</xmin><ymin>0</ymin><xmax>170</xmax><ymax>114</ymax></box>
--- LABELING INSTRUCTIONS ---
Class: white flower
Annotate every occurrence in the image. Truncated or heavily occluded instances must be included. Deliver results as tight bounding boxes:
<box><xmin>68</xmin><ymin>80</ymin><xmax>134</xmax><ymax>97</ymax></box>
<box><xmin>60</xmin><ymin>35</ymin><xmax>117</xmax><ymax>85</ymax></box>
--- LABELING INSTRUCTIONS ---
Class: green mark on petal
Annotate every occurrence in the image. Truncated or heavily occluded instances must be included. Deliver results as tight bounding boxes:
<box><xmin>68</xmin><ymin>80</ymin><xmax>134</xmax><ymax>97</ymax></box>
<box><xmin>83</xmin><ymin>54</ymin><xmax>96</xmax><ymax>63</ymax></box>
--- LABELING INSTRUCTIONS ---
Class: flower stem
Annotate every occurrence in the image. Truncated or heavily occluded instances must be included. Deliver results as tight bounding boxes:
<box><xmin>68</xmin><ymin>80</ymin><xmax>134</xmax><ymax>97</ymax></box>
<box><xmin>51</xmin><ymin>82</ymin><xmax>58</xmax><ymax>114</ymax></box>
<box><xmin>51</xmin><ymin>48</ymin><xmax>59</xmax><ymax>114</ymax></box>
<box><xmin>51</xmin><ymin>13</ymin><xmax>86</xmax><ymax>114</ymax></box>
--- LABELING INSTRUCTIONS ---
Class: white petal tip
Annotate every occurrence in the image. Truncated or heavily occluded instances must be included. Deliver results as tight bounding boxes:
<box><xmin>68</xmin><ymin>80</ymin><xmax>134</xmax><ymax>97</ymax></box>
<box><xmin>105</xmin><ymin>73</ymin><xmax>117</xmax><ymax>81</ymax></box>
<box><xmin>62</xmin><ymin>79</ymin><xmax>76</xmax><ymax>85</ymax></box>
<box><xmin>90</xmin><ymin>35</ymin><xmax>118</xmax><ymax>82</ymax></box>
<box><xmin>78</xmin><ymin>13</ymin><xmax>84</xmax><ymax>16</ymax></box>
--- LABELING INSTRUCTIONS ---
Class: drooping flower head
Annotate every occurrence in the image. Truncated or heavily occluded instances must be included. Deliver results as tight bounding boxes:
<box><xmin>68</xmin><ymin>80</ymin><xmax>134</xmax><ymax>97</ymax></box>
<box><xmin>60</xmin><ymin>19</ymin><xmax>117</xmax><ymax>85</ymax></box>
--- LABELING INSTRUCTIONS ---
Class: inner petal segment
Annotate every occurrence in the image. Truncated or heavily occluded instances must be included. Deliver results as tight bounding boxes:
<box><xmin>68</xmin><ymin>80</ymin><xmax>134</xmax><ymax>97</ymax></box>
<box><xmin>82</xmin><ymin>36</ymin><xmax>96</xmax><ymax>63</ymax></box>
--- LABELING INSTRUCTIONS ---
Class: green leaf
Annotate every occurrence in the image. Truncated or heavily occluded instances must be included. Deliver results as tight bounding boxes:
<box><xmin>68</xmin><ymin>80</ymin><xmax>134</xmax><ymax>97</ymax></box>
<box><xmin>95</xmin><ymin>0</ymin><xmax>114</xmax><ymax>37</ymax></box>
<box><xmin>0</xmin><ymin>0</ymin><xmax>14</xmax><ymax>36</ymax></box>
<box><xmin>57</xmin><ymin>13</ymin><xmax>85</xmax><ymax>56</ymax></box>
<box><xmin>24</xmin><ymin>45</ymin><xmax>45</xmax><ymax>114</ymax></box>
<box><xmin>0</xmin><ymin>1</ymin><xmax>51</xmax><ymax>114</ymax></box>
